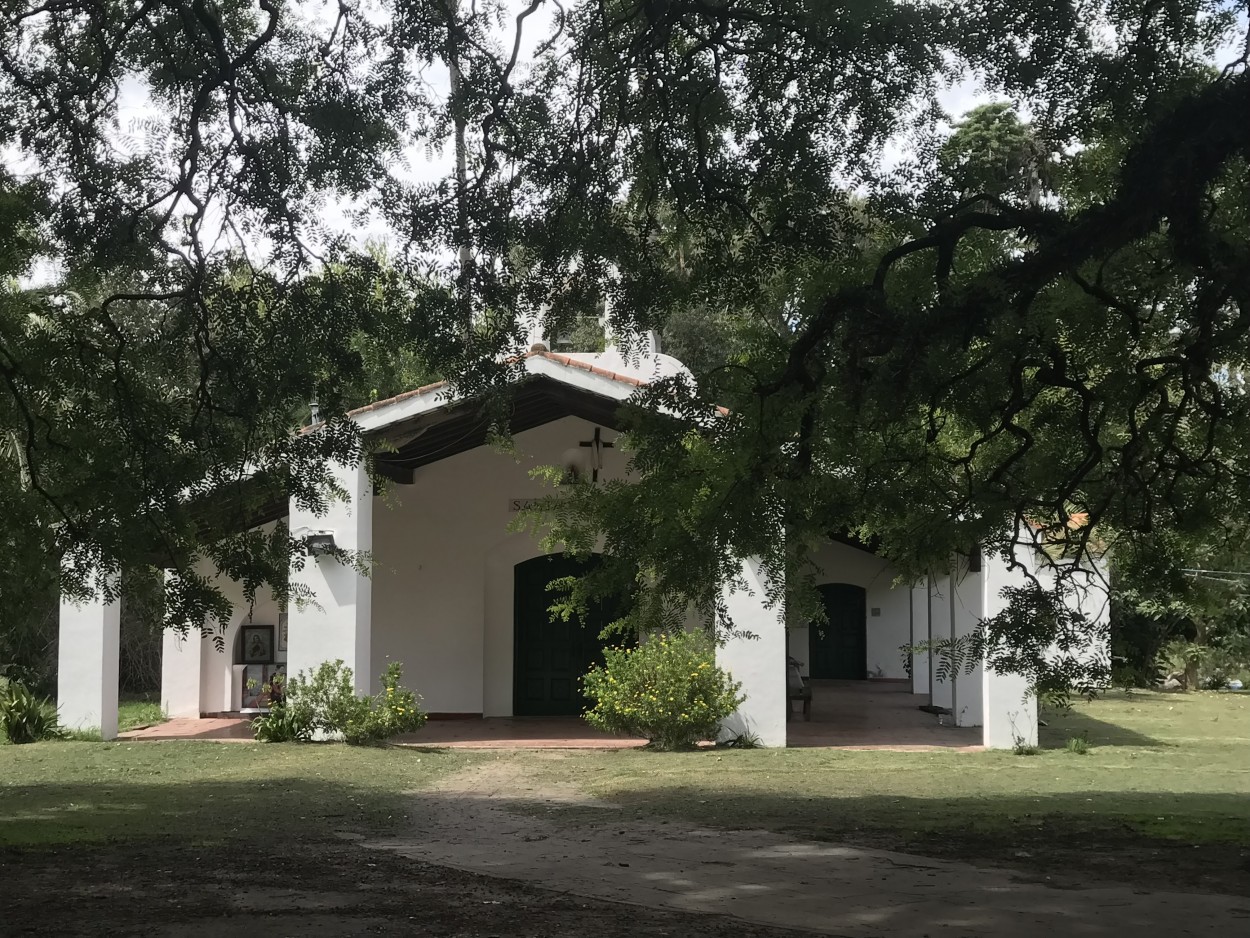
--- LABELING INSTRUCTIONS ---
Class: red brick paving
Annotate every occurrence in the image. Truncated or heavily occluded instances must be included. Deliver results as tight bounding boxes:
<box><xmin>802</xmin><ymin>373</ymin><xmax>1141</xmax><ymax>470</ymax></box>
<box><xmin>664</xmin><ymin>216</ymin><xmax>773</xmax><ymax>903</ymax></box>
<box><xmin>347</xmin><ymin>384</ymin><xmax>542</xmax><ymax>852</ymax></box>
<box><xmin>118</xmin><ymin>682</ymin><xmax>979</xmax><ymax>750</ymax></box>
<box><xmin>787</xmin><ymin>680</ymin><xmax>983</xmax><ymax>750</ymax></box>
<box><xmin>120</xmin><ymin>716</ymin><xmax>256</xmax><ymax>742</ymax></box>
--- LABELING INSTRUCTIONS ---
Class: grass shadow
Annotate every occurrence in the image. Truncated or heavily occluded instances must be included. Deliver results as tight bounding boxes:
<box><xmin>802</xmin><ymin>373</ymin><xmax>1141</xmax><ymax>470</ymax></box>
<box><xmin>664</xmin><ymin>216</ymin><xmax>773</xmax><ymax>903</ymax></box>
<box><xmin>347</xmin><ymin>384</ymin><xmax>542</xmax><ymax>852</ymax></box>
<box><xmin>3</xmin><ymin>741</ymin><xmax>1248</xmax><ymax>918</ymax></box>
<box><xmin>530</xmin><ymin>783</ymin><xmax>1249</xmax><ymax>895</ymax></box>
<box><xmin>0</xmin><ymin>739</ymin><xmax>472</xmax><ymax>847</ymax></box>
<box><xmin>1040</xmin><ymin>708</ymin><xmax>1164</xmax><ymax>748</ymax></box>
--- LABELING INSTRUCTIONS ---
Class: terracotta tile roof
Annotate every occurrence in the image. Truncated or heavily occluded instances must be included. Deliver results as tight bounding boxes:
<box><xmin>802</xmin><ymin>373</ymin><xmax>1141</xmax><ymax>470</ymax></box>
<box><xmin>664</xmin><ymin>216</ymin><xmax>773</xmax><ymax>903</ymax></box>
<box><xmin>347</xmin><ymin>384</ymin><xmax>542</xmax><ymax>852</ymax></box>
<box><xmin>345</xmin><ymin>379</ymin><xmax>449</xmax><ymax>418</ymax></box>
<box><xmin>344</xmin><ymin>350</ymin><xmax>650</xmax><ymax>420</ymax></box>
<box><xmin>536</xmin><ymin>351</ymin><xmax>731</xmax><ymax>416</ymax></box>
<box><xmin>532</xmin><ymin>351</ymin><xmax>649</xmax><ymax>388</ymax></box>
<box><xmin>1028</xmin><ymin>511</ymin><xmax>1091</xmax><ymax>532</ymax></box>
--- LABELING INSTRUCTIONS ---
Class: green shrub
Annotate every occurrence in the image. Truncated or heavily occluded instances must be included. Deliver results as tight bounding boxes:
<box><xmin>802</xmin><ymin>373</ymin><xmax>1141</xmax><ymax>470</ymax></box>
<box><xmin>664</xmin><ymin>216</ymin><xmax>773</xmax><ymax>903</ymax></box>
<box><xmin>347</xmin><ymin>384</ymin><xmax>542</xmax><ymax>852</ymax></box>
<box><xmin>250</xmin><ymin>672</ymin><xmax>314</xmax><ymax>742</ymax></box>
<box><xmin>582</xmin><ymin>631</ymin><xmax>744</xmax><ymax>751</ymax></box>
<box><xmin>258</xmin><ymin>660</ymin><xmax>426</xmax><ymax>745</ymax></box>
<box><xmin>1</xmin><ymin>679</ymin><xmax>61</xmax><ymax>744</ymax></box>
<box><xmin>251</xmin><ymin>700</ymin><xmax>314</xmax><ymax>743</ymax></box>
<box><xmin>1012</xmin><ymin>735</ymin><xmax>1041</xmax><ymax>756</ymax></box>
<box><xmin>718</xmin><ymin>729</ymin><xmax>762</xmax><ymax>749</ymax></box>
<box><xmin>1065</xmin><ymin>734</ymin><xmax>1091</xmax><ymax>755</ymax></box>
<box><xmin>284</xmin><ymin>660</ymin><xmax>364</xmax><ymax>736</ymax></box>
<box><xmin>345</xmin><ymin>661</ymin><xmax>428</xmax><ymax>745</ymax></box>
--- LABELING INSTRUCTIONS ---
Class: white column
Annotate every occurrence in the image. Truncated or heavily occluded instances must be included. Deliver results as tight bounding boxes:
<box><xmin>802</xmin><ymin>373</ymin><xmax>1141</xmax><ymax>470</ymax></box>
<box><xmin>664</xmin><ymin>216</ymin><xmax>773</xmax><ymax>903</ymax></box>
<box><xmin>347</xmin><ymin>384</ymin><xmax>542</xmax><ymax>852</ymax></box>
<box><xmin>717</xmin><ymin>557</ymin><xmax>786</xmax><ymax>748</ymax></box>
<box><xmin>57</xmin><ymin>577</ymin><xmax>121</xmax><ymax>739</ymax></box>
<box><xmin>981</xmin><ymin>549</ymin><xmax>1038</xmax><ymax>748</ymax></box>
<box><xmin>160</xmin><ymin>628</ymin><xmax>203</xmax><ymax>718</ymax></box>
<box><xmin>909</xmin><ymin>581</ymin><xmax>930</xmax><ymax>696</ymax></box>
<box><xmin>950</xmin><ymin>562</ymin><xmax>984</xmax><ymax>727</ymax></box>
<box><xmin>288</xmin><ymin>458</ymin><xmax>374</xmax><ymax>695</ymax></box>
<box><xmin>929</xmin><ymin>574</ymin><xmax>953</xmax><ymax>710</ymax></box>
<box><xmin>158</xmin><ymin>568</ymin><xmax>202</xmax><ymax>719</ymax></box>
<box><xmin>1067</xmin><ymin>563</ymin><xmax>1112</xmax><ymax>685</ymax></box>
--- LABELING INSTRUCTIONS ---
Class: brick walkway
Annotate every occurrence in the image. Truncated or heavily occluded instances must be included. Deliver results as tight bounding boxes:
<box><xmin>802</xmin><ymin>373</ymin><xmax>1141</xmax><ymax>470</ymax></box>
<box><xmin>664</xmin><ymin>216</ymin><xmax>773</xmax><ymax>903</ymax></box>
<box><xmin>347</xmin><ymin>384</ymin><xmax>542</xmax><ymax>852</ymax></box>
<box><xmin>787</xmin><ymin>680</ymin><xmax>983</xmax><ymax>750</ymax></box>
<box><xmin>119</xmin><ymin>715</ymin><xmax>644</xmax><ymax>747</ymax></box>
<box><xmin>120</xmin><ymin>716</ymin><xmax>255</xmax><ymax>741</ymax></box>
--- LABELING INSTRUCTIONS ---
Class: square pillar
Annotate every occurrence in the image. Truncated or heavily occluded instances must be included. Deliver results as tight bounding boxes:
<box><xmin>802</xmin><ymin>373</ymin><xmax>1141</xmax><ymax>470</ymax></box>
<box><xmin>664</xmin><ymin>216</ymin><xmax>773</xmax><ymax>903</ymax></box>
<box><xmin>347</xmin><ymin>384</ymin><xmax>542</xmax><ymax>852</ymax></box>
<box><xmin>717</xmin><ymin>557</ymin><xmax>786</xmax><ymax>748</ymax></box>
<box><xmin>57</xmin><ymin>579</ymin><xmax>121</xmax><ymax>740</ymax></box>
<box><xmin>950</xmin><ymin>563</ymin><xmax>984</xmax><ymax>727</ymax></box>
<box><xmin>160</xmin><ymin>628</ymin><xmax>203</xmax><ymax>718</ymax></box>
<box><xmin>982</xmin><ymin>665</ymin><xmax>1037</xmax><ymax>748</ymax></box>
<box><xmin>1068</xmin><ymin>563</ymin><xmax>1112</xmax><ymax>685</ymax></box>
<box><xmin>981</xmin><ymin>549</ymin><xmax>1038</xmax><ymax>748</ymax></box>
<box><xmin>159</xmin><ymin>568</ymin><xmax>202</xmax><ymax>718</ymax></box>
<box><xmin>909</xmin><ymin>581</ymin><xmax>930</xmax><ymax>696</ymax></box>
<box><xmin>288</xmin><ymin>458</ymin><xmax>373</xmax><ymax>695</ymax></box>
<box><xmin>929</xmin><ymin>574</ymin><xmax>953</xmax><ymax>710</ymax></box>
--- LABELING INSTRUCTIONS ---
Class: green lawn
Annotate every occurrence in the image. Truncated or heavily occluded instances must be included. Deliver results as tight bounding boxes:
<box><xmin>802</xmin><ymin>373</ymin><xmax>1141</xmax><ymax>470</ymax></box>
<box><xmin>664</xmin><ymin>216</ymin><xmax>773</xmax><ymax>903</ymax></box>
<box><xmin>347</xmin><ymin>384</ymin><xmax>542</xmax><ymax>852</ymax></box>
<box><xmin>118</xmin><ymin>696</ymin><xmax>166</xmax><ymax>732</ymax></box>
<box><xmin>0</xmin><ymin>741</ymin><xmax>476</xmax><ymax>846</ymax></box>
<box><xmin>1</xmin><ymin>690</ymin><xmax>1245</xmax><ymax>890</ymax></box>
<box><xmin>521</xmin><ymin>690</ymin><xmax>1250</xmax><ymax>849</ymax></box>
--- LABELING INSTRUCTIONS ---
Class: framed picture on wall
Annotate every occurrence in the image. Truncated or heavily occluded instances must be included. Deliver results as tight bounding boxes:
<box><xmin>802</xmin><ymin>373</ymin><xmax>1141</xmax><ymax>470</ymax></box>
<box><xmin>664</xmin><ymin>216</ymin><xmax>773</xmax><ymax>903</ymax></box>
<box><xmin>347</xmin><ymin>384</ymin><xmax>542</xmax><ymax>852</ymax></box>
<box><xmin>278</xmin><ymin>612</ymin><xmax>288</xmax><ymax>652</ymax></box>
<box><xmin>241</xmin><ymin>625</ymin><xmax>274</xmax><ymax>664</ymax></box>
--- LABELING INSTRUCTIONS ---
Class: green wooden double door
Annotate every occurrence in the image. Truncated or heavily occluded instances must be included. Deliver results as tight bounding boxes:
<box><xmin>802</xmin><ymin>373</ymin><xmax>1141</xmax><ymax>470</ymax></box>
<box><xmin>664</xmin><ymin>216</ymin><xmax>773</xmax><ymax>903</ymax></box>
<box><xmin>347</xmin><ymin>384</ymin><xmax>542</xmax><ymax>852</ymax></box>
<box><xmin>808</xmin><ymin>583</ymin><xmax>868</xmax><ymax>680</ymax></box>
<box><xmin>513</xmin><ymin>554</ymin><xmax>623</xmax><ymax>716</ymax></box>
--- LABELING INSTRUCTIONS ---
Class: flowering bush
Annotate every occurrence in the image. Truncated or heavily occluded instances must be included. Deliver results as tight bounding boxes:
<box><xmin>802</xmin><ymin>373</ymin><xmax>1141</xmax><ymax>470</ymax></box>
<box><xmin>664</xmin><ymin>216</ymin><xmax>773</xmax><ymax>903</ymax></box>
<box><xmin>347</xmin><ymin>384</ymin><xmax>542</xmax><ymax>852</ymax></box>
<box><xmin>347</xmin><ymin>661</ymin><xmax>428</xmax><ymax>745</ymax></box>
<box><xmin>582</xmin><ymin>631</ymin><xmax>744</xmax><ymax>751</ymax></box>
<box><xmin>253</xmin><ymin>660</ymin><xmax>426</xmax><ymax>745</ymax></box>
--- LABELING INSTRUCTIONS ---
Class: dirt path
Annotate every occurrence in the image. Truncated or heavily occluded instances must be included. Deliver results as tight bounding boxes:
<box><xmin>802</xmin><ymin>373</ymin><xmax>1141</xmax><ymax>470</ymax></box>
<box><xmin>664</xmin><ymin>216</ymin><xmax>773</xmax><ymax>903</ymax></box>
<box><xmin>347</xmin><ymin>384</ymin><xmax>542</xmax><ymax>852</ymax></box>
<box><xmin>1</xmin><ymin>841</ymin><xmax>815</xmax><ymax>938</ymax></box>
<box><xmin>370</xmin><ymin>755</ymin><xmax>1250</xmax><ymax>937</ymax></box>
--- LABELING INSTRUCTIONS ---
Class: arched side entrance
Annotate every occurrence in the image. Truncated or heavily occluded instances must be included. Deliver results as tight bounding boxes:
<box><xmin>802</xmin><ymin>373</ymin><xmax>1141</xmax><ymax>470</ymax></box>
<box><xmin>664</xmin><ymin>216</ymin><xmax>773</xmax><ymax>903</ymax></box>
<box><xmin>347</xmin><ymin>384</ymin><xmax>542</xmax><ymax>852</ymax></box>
<box><xmin>808</xmin><ymin>583</ymin><xmax>868</xmax><ymax>680</ymax></box>
<box><xmin>512</xmin><ymin>554</ymin><xmax>621</xmax><ymax>716</ymax></box>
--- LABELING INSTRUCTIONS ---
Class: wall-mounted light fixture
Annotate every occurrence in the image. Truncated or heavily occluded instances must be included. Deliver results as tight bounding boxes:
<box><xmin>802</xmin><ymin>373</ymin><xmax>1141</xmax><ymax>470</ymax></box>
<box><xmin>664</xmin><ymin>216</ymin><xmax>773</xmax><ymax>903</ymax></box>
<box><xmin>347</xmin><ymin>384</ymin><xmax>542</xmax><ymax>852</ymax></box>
<box><xmin>303</xmin><ymin>530</ymin><xmax>337</xmax><ymax>557</ymax></box>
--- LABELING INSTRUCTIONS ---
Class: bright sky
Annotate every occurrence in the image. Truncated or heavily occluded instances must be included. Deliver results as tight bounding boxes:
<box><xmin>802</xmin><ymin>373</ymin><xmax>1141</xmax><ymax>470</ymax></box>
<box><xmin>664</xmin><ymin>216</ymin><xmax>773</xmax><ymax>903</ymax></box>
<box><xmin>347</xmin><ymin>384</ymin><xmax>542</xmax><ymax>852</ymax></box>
<box><xmin>14</xmin><ymin>0</ymin><xmax>1250</xmax><ymax>277</ymax></box>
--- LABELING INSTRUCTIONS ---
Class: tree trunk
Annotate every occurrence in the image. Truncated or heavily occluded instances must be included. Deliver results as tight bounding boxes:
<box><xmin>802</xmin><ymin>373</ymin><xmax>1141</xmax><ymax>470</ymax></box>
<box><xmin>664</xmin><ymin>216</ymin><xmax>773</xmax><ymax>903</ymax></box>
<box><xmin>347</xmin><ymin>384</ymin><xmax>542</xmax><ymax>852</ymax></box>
<box><xmin>446</xmin><ymin>0</ymin><xmax>473</xmax><ymax>344</ymax></box>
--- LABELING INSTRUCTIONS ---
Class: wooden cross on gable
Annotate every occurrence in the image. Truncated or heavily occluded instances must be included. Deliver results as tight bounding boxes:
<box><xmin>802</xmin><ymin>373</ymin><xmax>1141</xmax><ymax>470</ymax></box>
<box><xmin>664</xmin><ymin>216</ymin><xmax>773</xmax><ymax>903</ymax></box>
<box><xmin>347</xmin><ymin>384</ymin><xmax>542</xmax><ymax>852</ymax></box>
<box><xmin>578</xmin><ymin>427</ymin><xmax>614</xmax><ymax>483</ymax></box>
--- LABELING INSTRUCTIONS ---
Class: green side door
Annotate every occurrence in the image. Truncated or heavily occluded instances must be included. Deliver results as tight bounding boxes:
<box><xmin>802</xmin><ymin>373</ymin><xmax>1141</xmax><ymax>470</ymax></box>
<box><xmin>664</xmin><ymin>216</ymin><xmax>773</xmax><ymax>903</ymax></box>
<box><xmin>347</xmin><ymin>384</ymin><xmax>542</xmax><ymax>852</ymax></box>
<box><xmin>808</xmin><ymin>583</ymin><xmax>868</xmax><ymax>680</ymax></box>
<box><xmin>513</xmin><ymin>554</ymin><xmax>620</xmax><ymax>716</ymax></box>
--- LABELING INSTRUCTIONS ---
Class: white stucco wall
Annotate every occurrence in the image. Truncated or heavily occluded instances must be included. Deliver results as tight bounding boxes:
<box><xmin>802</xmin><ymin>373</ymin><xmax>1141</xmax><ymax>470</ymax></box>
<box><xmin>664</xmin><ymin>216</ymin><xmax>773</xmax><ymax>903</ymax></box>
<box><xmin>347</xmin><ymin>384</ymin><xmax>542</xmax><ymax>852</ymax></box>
<box><xmin>788</xmin><ymin>541</ymin><xmax>911</xmax><ymax>679</ymax></box>
<box><xmin>910</xmin><ymin>582</ymin><xmax>930</xmax><ymax>696</ymax></box>
<box><xmin>718</xmin><ymin>557</ymin><xmax>787</xmax><ymax>747</ymax></box>
<box><xmin>57</xmin><ymin>575</ymin><xmax>121</xmax><ymax>739</ymax></box>
<box><xmin>159</xmin><ymin>550</ymin><xmax>284</xmax><ymax>716</ymax></box>
<box><xmin>160</xmin><ymin>628</ymin><xmax>202</xmax><ymax>718</ymax></box>
<box><xmin>164</xmin><ymin>414</ymin><xmax>664</xmax><ymax>718</ymax></box>
<box><xmin>289</xmin><ymin>458</ymin><xmax>373</xmax><ymax>696</ymax></box>
<box><xmin>1048</xmin><ymin>559</ymin><xmax>1112</xmax><ymax>682</ymax></box>
<box><xmin>370</xmin><ymin>416</ymin><xmax>630</xmax><ymax>715</ymax></box>
<box><xmin>981</xmin><ymin>547</ymin><xmax>1039</xmax><ymax>748</ymax></box>
<box><xmin>950</xmin><ymin>561</ymin><xmax>985</xmax><ymax>727</ymax></box>
<box><xmin>929</xmin><ymin>574</ymin><xmax>954</xmax><ymax>709</ymax></box>
<box><xmin>978</xmin><ymin>541</ymin><xmax>1109</xmax><ymax>748</ymax></box>
<box><xmin>198</xmin><ymin>575</ymin><xmax>285</xmax><ymax>714</ymax></box>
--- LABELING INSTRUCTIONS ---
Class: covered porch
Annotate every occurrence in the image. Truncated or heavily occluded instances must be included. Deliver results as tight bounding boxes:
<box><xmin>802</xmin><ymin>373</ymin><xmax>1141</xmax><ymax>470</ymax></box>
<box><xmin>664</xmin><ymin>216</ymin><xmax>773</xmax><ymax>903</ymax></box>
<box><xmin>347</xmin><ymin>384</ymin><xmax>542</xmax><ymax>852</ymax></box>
<box><xmin>120</xmin><ymin>681</ymin><xmax>980</xmax><ymax>750</ymax></box>
<box><xmin>787</xmin><ymin>680</ymin><xmax>980</xmax><ymax>750</ymax></box>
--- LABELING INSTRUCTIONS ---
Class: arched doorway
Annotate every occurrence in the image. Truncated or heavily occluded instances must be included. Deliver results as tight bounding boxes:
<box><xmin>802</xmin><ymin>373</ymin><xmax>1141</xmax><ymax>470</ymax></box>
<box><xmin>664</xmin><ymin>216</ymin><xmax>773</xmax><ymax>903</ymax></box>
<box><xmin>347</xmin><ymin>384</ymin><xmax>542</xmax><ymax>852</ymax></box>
<box><xmin>512</xmin><ymin>554</ymin><xmax>623</xmax><ymax>716</ymax></box>
<box><xmin>808</xmin><ymin>583</ymin><xmax>868</xmax><ymax>680</ymax></box>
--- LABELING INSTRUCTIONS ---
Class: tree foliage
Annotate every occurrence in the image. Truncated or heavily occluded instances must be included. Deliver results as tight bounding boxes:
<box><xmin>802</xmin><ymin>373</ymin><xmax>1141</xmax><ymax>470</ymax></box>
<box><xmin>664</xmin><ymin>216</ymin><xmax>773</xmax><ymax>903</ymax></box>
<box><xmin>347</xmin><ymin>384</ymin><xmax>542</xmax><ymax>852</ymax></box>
<box><xmin>2</xmin><ymin>1</ymin><xmax>1249</xmax><ymax>656</ymax></box>
<box><xmin>1111</xmin><ymin>523</ymin><xmax>1250</xmax><ymax>686</ymax></box>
